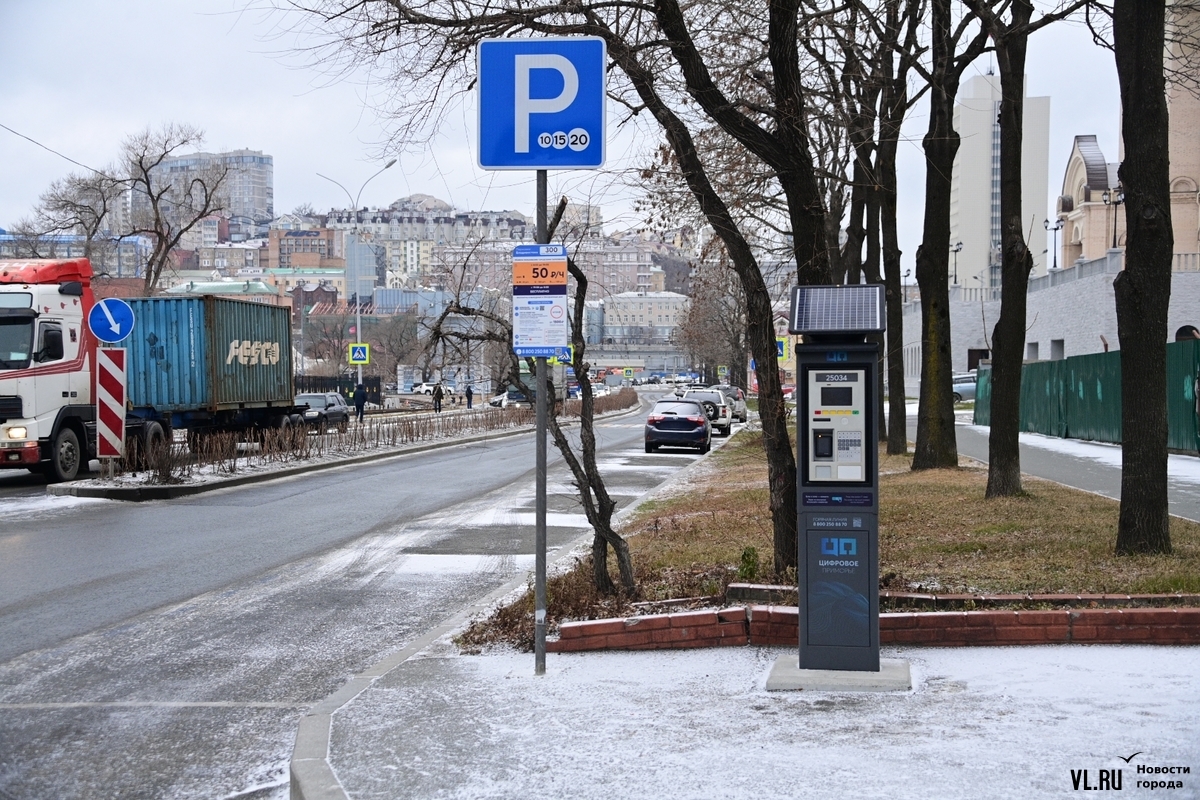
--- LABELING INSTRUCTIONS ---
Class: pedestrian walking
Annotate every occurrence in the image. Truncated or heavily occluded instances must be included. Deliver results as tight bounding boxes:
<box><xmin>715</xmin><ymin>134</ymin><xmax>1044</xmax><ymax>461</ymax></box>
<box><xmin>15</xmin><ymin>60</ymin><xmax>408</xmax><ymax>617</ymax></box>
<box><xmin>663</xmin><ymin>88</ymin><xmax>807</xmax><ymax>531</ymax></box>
<box><xmin>465</xmin><ymin>384</ymin><xmax>474</xmax><ymax>409</ymax></box>
<box><xmin>353</xmin><ymin>383</ymin><xmax>367</xmax><ymax>423</ymax></box>
<box><xmin>432</xmin><ymin>383</ymin><xmax>444</xmax><ymax>413</ymax></box>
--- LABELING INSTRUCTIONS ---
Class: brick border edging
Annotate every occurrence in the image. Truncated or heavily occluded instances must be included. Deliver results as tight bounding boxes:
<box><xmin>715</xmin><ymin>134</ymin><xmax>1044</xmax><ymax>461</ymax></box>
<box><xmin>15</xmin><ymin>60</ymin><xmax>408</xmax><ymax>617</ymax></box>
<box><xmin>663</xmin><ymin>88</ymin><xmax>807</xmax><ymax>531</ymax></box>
<box><xmin>546</xmin><ymin>605</ymin><xmax>1200</xmax><ymax>652</ymax></box>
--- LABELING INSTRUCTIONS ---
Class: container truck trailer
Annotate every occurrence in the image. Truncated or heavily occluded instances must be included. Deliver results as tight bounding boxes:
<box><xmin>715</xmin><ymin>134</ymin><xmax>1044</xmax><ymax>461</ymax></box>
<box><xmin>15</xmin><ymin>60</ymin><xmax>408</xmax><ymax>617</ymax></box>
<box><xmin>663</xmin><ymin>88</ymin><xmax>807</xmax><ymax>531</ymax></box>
<box><xmin>0</xmin><ymin>258</ymin><xmax>303</xmax><ymax>482</ymax></box>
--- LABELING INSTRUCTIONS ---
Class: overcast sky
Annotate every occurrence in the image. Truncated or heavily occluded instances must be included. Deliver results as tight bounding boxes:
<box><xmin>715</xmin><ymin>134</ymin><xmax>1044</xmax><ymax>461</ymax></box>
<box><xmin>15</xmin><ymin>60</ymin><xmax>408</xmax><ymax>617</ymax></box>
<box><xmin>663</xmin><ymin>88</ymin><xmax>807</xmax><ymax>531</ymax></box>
<box><xmin>0</xmin><ymin>1</ymin><xmax>1120</xmax><ymax>275</ymax></box>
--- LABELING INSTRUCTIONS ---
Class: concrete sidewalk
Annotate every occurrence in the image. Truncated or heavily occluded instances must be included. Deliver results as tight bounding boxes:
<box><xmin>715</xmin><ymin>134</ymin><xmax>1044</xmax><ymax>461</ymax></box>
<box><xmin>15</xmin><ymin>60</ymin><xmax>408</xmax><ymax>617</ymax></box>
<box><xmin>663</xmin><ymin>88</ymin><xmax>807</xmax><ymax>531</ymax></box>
<box><xmin>293</xmin><ymin>422</ymin><xmax>1200</xmax><ymax>799</ymax></box>
<box><xmin>313</xmin><ymin>641</ymin><xmax>1199</xmax><ymax>799</ymax></box>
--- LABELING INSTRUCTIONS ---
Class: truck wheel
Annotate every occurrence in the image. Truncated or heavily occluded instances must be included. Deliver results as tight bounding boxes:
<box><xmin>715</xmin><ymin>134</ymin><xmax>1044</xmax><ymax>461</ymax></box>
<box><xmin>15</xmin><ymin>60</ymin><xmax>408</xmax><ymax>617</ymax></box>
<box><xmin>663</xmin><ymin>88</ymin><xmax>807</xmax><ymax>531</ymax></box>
<box><xmin>144</xmin><ymin>421</ymin><xmax>166</xmax><ymax>449</ymax></box>
<box><xmin>44</xmin><ymin>427</ymin><xmax>81</xmax><ymax>483</ymax></box>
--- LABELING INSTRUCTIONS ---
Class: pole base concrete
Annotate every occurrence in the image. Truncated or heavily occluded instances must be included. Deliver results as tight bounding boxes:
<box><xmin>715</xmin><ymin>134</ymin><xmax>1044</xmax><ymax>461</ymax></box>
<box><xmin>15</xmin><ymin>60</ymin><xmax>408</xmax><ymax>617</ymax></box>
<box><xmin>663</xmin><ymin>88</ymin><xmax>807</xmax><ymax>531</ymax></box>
<box><xmin>765</xmin><ymin>656</ymin><xmax>911</xmax><ymax>692</ymax></box>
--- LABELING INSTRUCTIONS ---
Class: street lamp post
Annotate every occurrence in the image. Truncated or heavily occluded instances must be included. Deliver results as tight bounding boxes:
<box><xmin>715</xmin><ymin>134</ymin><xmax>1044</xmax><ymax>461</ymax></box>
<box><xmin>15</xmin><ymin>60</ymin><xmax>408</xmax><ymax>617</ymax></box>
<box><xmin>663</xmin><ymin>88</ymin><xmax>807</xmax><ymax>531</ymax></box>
<box><xmin>1102</xmin><ymin>186</ymin><xmax>1125</xmax><ymax>250</ymax></box>
<box><xmin>317</xmin><ymin>159</ymin><xmax>398</xmax><ymax>383</ymax></box>
<box><xmin>950</xmin><ymin>241</ymin><xmax>963</xmax><ymax>285</ymax></box>
<box><xmin>903</xmin><ymin>268</ymin><xmax>911</xmax><ymax>302</ymax></box>
<box><xmin>1044</xmin><ymin>218</ymin><xmax>1064</xmax><ymax>270</ymax></box>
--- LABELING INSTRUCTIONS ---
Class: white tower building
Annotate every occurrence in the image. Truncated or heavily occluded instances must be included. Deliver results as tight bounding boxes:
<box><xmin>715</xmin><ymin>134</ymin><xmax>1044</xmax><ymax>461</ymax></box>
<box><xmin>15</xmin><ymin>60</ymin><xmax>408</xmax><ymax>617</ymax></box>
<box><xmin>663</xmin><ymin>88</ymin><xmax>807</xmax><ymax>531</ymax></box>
<box><xmin>949</xmin><ymin>73</ymin><xmax>1051</xmax><ymax>287</ymax></box>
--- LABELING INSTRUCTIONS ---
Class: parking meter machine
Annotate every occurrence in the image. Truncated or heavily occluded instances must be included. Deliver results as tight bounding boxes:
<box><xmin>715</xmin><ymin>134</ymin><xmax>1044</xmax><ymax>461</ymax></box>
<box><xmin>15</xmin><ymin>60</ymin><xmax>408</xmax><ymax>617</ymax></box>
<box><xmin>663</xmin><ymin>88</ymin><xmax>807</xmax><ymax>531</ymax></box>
<box><xmin>788</xmin><ymin>285</ymin><xmax>885</xmax><ymax>672</ymax></box>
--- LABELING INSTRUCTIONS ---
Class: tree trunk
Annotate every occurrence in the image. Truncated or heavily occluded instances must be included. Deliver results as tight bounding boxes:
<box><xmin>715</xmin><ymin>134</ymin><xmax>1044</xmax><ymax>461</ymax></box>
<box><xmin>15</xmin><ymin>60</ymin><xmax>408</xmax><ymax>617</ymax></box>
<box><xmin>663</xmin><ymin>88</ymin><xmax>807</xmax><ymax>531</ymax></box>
<box><xmin>1113</xmin><ymin>0</ymin><xmax>1173</xmax><ymax>553</ymax></box>
<box><xmin>863</xmin><ymin>194</ymin><xmax>887</xmax><ymax>442</ymax></box>
<box><xmin>879</xmin><ymin>105</ymin><xmax>908</xmax><ymax>455</ymax></box>
<box><xmin>844</xmin><ymin>175</ymin><xmax>866</xmax><ymax>285</ymax></box>
<box><xmin>912</xmin><ymin>0</ymin><xmax>961</xmax><ymax>469</ymax></box>
<box><xmin>984</xmin><ymin>0</ymin><xmax>1034</xmax><ymax>498</ymax></box>
<box><xmin>607</xmin><ymin>41</ymin><xmax>801</xmax><ymax>576</ymax></box>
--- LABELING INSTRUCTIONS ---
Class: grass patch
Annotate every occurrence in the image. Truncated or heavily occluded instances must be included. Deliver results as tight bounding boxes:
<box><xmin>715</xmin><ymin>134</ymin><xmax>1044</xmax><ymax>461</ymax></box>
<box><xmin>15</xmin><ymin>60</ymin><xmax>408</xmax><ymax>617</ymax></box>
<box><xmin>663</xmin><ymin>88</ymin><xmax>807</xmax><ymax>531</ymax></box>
<box><xmin>459</xmin><ymin>430</ymin><xmax>1200</xmax><ymax>650</ymax></box>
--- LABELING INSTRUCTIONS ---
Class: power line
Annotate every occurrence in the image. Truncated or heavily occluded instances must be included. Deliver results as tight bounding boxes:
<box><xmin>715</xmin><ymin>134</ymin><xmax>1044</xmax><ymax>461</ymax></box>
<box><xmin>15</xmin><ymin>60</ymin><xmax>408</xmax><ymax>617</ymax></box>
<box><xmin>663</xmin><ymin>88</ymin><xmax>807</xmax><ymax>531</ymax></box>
<box><xmin>0</xmin><ymin>121</ymin><xmax>116</xmax><ymax>179</ymax></box>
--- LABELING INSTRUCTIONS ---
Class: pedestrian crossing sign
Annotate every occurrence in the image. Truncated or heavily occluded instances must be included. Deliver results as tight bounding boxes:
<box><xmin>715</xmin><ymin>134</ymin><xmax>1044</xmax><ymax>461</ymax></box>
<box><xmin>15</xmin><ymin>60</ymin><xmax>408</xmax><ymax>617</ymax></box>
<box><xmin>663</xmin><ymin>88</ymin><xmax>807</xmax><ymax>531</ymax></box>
<box><xmin>548</xmin><ymin>345</ymin><xmax>574</xmax><ymax>366</ymax></box>
<box><xmin>349</xmin><ymin>343</ymin><xmax>370</xmax><ymax>365</ymax></box>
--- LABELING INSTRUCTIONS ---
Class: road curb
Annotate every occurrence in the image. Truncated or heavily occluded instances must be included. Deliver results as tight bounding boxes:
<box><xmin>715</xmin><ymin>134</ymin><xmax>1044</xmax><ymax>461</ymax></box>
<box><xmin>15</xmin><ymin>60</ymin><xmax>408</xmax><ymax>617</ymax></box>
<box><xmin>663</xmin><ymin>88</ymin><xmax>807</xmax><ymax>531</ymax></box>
<box><xmin>288</xmin><ymin>415</ymin><xmax>735</xmax><ymax>800</ymax></box>
<box><xmin>46</xmin><ymin>401</ymin><xmax>645</xmax><ymax>502</ymax></box>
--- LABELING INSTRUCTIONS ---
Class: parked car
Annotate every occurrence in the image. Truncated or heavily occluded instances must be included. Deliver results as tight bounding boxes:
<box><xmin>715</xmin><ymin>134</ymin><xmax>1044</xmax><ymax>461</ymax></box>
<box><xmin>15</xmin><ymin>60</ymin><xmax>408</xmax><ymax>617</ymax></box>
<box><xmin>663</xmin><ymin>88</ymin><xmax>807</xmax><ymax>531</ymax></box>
<box><xmin>709</xmin><ymin>384</ymin><xmax>748</xmax><ymax>423</ymax></box>
<box><xmin>679</xmin><ymin>388</ymin><xmax>734</xmax><ymax>437</ymax></box>
<box><xmin>295</xmin><ymin>392</ymin><xmax>350</xmax><ymax>432</ymax></box>
<box><xmin>412</xmin><ymin>382</ymin><xmax>454</xmax><ymax>395</ymax></box>
<box><xmin>645</xmin><ymin>397</ymin><xmax>711</xmax><ymax>454</ymax></box>
<box><xmin>952</xmin><ymin>373</ymin><xmax>977</xmax><ymax>403</ymax></box>
<box><xmin>490</xmin><ymin>387</ymin><xmax>532</xmax><ymax>408</ymax></box>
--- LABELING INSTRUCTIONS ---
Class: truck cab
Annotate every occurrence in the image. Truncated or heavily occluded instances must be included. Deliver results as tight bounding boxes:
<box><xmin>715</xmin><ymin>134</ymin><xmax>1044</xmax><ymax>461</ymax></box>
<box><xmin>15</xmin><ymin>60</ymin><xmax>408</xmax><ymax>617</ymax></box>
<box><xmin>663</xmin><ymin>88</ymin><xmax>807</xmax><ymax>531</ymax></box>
<box><xmin>0</xmin><ymin>259</ymin><xmax>95</xmax><ymax>480</ymax></box>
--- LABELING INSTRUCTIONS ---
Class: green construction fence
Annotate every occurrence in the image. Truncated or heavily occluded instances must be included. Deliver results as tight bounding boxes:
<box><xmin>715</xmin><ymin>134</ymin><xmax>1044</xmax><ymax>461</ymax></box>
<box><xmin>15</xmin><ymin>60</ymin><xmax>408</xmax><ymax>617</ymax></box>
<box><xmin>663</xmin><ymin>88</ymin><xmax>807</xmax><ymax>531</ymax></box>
<box><xmin>972</xmin><ymin>340</ymin><xmax>1200</xmax><ymax>452</ymax></box>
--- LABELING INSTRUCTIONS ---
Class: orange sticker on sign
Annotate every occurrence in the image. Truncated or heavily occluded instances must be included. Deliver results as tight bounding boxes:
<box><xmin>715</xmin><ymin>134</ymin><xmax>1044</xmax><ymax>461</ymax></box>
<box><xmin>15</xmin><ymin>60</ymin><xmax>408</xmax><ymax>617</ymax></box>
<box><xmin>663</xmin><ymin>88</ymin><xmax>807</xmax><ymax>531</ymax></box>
<box><xmin>513</xmin><ymin>259</ymin><xmax>568</xmax><ymax>286</ymax></box>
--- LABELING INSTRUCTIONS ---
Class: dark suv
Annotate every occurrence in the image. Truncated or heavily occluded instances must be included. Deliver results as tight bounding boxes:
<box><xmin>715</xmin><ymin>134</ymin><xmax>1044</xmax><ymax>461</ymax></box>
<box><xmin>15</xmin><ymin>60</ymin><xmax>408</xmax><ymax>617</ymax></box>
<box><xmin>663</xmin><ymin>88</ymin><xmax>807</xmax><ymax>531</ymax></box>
<box><xmin>645</xmin><ymin>397</ymin><xmax>711</xmax><ymax>453</ymax></box>
<box><xmin>295</xmin><ymin>393</ymin><xmax>351</xmax><ymax>432</ymax></box>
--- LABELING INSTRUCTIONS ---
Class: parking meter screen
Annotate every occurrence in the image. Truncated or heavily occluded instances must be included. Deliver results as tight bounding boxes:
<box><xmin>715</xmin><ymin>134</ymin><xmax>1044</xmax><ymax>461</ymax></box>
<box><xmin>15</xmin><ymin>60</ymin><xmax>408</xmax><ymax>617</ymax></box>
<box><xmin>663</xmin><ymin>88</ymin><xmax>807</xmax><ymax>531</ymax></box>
<box><xmin>820</xmin><ymin>386</ymin><xmax>853</xmax><ymax>406</ymax></box>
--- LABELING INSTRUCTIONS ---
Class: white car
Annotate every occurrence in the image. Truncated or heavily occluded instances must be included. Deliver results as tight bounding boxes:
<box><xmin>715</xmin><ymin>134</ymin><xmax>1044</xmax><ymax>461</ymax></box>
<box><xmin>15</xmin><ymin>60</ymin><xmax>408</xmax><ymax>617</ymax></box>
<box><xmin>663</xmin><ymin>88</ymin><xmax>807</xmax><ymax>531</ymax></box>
<box><xmin>412</xmin><ymin>383</ymin><xmax>454</xmax><ymax>395</ymax></box>
<box><xmin>679</xmin><ymin>388</ymin><xmax>734</xmax><ymax>436</ymax></box>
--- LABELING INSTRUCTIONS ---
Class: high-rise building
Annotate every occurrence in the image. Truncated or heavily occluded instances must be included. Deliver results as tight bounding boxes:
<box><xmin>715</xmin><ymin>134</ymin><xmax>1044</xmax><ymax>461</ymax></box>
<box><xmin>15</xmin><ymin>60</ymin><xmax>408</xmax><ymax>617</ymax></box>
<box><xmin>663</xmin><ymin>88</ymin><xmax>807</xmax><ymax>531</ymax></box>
<box><xmin>949</xmin><ymin>74</ymin><xmax>1050</xmax><ymax>287</ymax></box>
<box><xmin>132</xmin><ymin>149</ymin><xmax>274</xmax><ymax>241</ymax></box>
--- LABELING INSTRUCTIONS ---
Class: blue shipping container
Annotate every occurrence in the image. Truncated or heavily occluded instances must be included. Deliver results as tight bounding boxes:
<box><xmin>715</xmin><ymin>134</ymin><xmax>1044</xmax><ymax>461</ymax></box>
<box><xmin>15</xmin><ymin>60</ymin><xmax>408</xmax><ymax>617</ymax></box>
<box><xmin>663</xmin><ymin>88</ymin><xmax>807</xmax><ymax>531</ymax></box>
<box><xmin>125</xmin><ymin>297</ymin><xmax>294</xmax><ymax>412</ymax></box>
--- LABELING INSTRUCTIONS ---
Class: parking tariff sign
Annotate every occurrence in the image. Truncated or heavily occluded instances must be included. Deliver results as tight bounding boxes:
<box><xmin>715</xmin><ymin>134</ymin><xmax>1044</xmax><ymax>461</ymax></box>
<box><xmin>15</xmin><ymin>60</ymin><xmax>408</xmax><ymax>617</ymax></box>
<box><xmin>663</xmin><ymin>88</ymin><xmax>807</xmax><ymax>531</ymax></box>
<box><xmin>478</xmin><ymin>37</ymin><xmax>606</xmax><ymax>170</ymax></box>
<box><xmin>512</xmin><ymin>244</ymin><xmax>570</xmax><ymax>359</ymax></box>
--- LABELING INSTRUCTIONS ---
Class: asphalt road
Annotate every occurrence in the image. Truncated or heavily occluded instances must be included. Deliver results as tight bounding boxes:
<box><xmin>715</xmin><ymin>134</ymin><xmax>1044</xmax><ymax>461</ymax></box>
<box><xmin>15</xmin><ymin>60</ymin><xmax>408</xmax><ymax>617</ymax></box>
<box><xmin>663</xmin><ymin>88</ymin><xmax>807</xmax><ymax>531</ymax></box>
<box><xmin>906</xmin><ymin>412</ymin><xmax>1200</xmax><ymax>521</ymax></box>
<box><xmin>0</xmin><ymin>393</ymin><xmax>736</xmax><ymax>799</ymax></box>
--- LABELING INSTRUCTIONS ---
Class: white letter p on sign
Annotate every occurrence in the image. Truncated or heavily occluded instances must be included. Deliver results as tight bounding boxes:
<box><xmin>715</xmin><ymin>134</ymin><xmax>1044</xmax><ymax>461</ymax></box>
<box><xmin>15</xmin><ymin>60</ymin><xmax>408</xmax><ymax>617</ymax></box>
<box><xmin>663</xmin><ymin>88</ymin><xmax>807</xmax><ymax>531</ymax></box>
<box><xmin>514</xmin><ymin>54</ymin><xmax>578</xmax><ymax>153</ymax></box>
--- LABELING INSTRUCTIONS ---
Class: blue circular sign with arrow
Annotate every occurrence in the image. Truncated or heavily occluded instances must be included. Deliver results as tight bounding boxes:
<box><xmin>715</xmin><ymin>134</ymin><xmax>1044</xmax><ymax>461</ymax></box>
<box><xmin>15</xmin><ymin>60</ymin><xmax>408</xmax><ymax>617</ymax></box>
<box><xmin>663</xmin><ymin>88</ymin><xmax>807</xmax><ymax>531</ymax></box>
<box><xmin>88</xmin><ymin>298</ymin><xmax>135</xmax><ymax>344</ymax></box>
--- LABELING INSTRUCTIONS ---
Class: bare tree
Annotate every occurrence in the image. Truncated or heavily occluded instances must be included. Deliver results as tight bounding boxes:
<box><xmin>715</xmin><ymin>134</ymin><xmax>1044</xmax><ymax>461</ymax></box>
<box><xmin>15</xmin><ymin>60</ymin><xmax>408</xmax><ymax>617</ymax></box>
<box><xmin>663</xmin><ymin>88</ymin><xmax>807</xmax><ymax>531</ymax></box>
<box><xmin>369</xmin><ymin>312</ymin><xmax>422</xmax><ymax>383</ymax></box>
<box><xmin>425</xmin><ymin>199</ymin><xmax>637</xmax><ymax>593</ymax></box>
<box><xmin>122</xmin><ymin>123</ymin><xmax>229</xmax><ymax>294</ymax></box>
<box><xmin>876</xmin><ymin>0</ymin><xmax>927</xmax><ymax>455</ymax></box>
<box><xmin>308</xmin><ymin>310</ymin><xmax>354</xmax><ymax>375</ymax></box>
<box><xmin>677</xmin><ymin>243</ymin><xmax>749</xmax><ymax>389</ymax></box>
<box><xmin>4</xmin><ymin>217</ymin><xmax>62</xmax><ymax>258</ymax></box>
<box><xmin>910</xmin><ymin>0</ymin><xmax>990</xmax><ymax>469</ymax></box>
<box><xmin>29</xmin><ymin>169</ymin><xmax>125</xmax><ymax>268</ymax></box>
<box><xmin>1109</xmin><ymin>0</ymin><xmax>1176</xmax><ymax>553</ymax></box>
<box><xmin>964</xmin><ymin>0</ymin><xmax>1088</xmax><ymax>497</ymax></box>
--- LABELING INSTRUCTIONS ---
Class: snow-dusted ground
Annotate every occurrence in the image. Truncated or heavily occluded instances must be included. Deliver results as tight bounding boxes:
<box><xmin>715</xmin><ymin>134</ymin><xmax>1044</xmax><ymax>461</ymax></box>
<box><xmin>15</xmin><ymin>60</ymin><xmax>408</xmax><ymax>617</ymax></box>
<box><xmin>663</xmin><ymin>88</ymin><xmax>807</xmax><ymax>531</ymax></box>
<box><xmin>971</xmin><ymin>426</ymin><xmax>1200</xmax><ymax>485</ymax></box>
<box><xmin>330</xmin><ymin>642</ymin><xmax>1200</xmax><ymax>799</ymax></box>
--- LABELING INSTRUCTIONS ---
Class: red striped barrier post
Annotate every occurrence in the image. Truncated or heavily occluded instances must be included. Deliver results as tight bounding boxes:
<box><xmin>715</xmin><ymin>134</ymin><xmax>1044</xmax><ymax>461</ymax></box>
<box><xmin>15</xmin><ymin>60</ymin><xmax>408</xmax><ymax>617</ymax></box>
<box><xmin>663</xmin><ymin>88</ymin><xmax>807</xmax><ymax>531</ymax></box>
<box><xmin>97</xmin><ymin>347</ymin><xmax>127</xmax><ymax>476</ymax></box>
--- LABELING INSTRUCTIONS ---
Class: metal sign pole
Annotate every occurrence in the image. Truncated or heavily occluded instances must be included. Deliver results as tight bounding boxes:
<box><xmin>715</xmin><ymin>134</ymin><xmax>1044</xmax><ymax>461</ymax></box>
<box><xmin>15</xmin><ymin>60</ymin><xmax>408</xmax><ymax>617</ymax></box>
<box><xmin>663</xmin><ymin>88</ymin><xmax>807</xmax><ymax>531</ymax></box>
<box><xmin>534</xmin><ymin>169</ymin><xmax>548</xmax><ymax>675</ymax></box>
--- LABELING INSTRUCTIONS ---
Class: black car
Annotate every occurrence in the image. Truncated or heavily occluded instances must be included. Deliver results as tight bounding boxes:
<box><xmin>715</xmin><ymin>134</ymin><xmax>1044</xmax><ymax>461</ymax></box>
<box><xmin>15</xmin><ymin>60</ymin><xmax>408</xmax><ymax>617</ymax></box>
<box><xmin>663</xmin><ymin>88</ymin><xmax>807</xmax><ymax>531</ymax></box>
<box><xmin>295</xmin><ymin>393</ymin><xmax>351</xmax><ymax>432</ymax></box>
<box><xmin>645</xmin><ymin>398</ymin><xmax>711</xmax><ymax>453</ymax></box>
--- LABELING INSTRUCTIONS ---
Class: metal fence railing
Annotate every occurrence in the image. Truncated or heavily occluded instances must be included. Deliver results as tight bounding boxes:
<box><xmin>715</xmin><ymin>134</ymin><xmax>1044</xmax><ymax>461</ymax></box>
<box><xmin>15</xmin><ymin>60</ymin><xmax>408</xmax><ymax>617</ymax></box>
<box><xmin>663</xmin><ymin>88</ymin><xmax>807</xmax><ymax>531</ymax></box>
<box><xmin>973</xmin><ymin>339</ymin><xmax>1200</xmax><ymax>452</ymax></box>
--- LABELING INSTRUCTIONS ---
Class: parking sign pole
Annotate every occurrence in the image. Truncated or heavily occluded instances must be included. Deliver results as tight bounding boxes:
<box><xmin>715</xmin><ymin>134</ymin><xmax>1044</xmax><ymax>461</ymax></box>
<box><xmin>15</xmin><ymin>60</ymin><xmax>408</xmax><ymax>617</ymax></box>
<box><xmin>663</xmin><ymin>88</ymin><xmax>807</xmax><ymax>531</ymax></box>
<box><xmin>478</xmin><ymin>36</ymin><xmax>606</xmax><ymax>675</ymax></box>
<box><xmin>534</xmin><ymin>169</ymin><xmax>549</xmax><ymax>675</ymax></box>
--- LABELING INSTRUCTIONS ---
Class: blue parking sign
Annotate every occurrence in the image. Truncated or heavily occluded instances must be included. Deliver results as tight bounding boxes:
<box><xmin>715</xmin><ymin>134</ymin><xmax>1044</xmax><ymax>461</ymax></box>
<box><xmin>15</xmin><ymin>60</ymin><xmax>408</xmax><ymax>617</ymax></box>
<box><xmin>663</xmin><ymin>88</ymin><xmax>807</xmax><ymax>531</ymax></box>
<box><xmin>478</xmin><ymin>37</ymin><xmax>606</xmax><ymax>170</ymax></box>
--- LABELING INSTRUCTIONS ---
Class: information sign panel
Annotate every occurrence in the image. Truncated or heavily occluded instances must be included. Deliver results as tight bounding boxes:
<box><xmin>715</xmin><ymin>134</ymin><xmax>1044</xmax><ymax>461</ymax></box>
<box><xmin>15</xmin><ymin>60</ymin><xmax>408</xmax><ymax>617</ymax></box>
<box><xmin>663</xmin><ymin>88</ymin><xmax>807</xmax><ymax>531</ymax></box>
<box><xmin>513</xmin><ymin>245</ymin><xmax>570</xmax><ymax>359</ymax></box>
